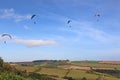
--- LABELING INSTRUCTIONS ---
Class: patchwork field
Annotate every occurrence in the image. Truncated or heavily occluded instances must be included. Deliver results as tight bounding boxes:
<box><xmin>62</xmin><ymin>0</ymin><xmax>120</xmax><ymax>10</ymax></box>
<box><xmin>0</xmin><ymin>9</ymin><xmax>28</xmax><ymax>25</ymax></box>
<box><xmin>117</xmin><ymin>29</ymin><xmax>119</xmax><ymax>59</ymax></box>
<box><xmin>14</xmin><ymin>61</ymin><xmax>120</xmax><ymax>80</ymax></box>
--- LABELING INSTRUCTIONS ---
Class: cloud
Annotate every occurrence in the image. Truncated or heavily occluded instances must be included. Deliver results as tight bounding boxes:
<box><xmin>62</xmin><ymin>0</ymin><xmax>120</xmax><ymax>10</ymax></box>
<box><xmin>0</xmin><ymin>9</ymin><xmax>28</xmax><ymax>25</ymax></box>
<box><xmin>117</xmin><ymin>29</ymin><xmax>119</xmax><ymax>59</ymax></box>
<box><xmin>13</xmin><ymin>38</ymin><xmax>57</xmax><ymax>48</ymax></box>
<box><xmin>0</xmin><ymin>8</ymin><xmax>31</xmax><ymax>22</ymax></box>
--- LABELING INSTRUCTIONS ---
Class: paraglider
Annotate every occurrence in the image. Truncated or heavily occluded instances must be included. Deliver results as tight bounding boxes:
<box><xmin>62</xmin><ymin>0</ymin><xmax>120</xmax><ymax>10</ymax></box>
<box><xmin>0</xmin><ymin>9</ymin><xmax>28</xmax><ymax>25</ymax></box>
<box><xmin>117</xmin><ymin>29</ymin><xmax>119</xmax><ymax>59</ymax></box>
<box><xmin>67</xmin><ymin>20</ymin><xmax>72</xmax><ymax>27</ymax></box>
<box><xmin>95</xmin><ymin>13</ymin><xmax>101</xmax><ymax>21</ymax></box>
<box><xmin>67</xmin><ymin>20</ymin><xmax>71</xmax><ymax>24</ymax></box>
<box><xmin>31</xmin><ymin>14</ymin><xmax>36</xmax><ymax>24</ymax></box>
<box><xmin>31</xmin><ymin>14</ymin><xmax>36</xmax><ymax>19</ymax></box>
<box><xmin>1</xmin><ymin>34</ymin><xmax>12</xmax><ymax>44</ymax></box>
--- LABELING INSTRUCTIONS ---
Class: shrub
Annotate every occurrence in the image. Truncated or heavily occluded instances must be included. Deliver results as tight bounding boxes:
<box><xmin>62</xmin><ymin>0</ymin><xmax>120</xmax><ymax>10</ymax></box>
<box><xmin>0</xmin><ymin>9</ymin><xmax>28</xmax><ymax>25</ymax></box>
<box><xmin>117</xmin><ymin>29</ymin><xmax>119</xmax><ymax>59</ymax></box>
<box><xmin>81</xmin><ymin>77</ymin><xmax>87</xmax><ymax>80</ymax></box>
<box><xmin>63</xmin><ymin>76</ymin><xmax>75</xmax><ymax>80</ymax></box>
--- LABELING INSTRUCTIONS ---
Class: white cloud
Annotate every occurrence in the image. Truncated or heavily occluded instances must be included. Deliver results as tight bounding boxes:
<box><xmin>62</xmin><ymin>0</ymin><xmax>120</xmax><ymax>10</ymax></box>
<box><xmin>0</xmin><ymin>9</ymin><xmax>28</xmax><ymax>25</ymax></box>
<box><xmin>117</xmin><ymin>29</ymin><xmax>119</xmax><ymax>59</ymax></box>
<box><xmin>0</xmin><ymin>8</ymin><xmax>31</xmax><ymax>22</ymax></box>
<box><xmin>0</xmin><ymin>34</ymin><xmax>57</xmax><ymax>47</ymax></box>
<box><xmin>13</xmin><ymin>39</ymin><xmax>57</xmax><ymax>48</ymax></box>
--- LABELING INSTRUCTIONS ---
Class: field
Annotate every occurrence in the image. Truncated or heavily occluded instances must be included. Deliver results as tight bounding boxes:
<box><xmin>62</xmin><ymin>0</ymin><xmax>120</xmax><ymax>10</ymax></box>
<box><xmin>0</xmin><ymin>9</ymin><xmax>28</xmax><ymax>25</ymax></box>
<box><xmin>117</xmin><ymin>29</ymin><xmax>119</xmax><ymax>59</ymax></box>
<box><xmin>13</xmin><ymin>60</ymin><xmax>120</xmax><ymax>80</ymax></box>
<box><xmin>71</xmin><ymin>61</ymin><xmax>120</xmax><ymax>69</ymax></box>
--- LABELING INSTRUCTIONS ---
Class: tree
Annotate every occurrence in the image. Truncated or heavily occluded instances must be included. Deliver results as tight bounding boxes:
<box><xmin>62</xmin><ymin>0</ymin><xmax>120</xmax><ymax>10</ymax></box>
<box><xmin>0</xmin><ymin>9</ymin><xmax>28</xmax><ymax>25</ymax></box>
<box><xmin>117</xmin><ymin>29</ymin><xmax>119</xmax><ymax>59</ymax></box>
<box><xmin>0</xmin><ymin>57</ymin><xmax>3</xmax><ymax>67</ymax></box>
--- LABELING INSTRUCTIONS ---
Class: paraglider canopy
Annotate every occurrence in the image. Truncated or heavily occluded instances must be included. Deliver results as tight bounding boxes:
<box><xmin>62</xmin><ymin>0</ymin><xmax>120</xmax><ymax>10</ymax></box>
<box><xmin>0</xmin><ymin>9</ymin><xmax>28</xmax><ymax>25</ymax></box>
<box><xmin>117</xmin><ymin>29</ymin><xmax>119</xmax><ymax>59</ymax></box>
<box><xmin>31</xmin><ymin>14</ymin><xmax>37</xmax><ymax>24</ymax></box>
<box><xmin>1</xmin><ymin>34</ymin><xmax>12</xmax><ymax>39</ymax></box>
<box><xmin>67</xmin><ymin>20</ymin><xmax>71</xmax><ymax>24</ymax></box>
<box><xmin>31</xmin><ymin>14</ymin><xmax>36</xmax><ymax>19</ymax></box>
<box><xmin>67</xmin><ymin>20</ymin><xmax>72</xmax><ymax>27</ymax></box>
<box><xmin>1</xmin><ymin>33</ymin><xmax>12</xmax><ymax>44</ymax></box>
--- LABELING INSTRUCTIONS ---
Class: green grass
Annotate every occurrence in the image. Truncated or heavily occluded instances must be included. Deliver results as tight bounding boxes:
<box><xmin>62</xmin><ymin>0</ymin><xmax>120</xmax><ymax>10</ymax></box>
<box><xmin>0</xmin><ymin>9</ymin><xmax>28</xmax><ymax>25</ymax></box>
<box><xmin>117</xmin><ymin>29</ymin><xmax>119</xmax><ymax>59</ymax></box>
<box><xmin>15</xmin><ymin>65</ymin><xmax>36</xmax><ymax>72</ymax></box>
<box><xmin>39</xmin><ymin>68</ymin><xmax>119</xmax><ymax>80</ymax></box>
<box><xmin>40</xmin><ymin>68</ymin><xmax>67</xmax><ymax>77</ymax></box>
<box><xmin>6</xmin><ymin>65</ymin><xmax>120</xmax><ymax>80</ymax></box>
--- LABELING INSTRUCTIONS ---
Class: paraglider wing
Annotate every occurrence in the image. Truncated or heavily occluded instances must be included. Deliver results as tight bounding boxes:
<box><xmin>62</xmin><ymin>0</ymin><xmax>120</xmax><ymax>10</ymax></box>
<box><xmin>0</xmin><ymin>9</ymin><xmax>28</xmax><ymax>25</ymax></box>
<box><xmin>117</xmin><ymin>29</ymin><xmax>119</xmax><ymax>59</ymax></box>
<box><xmin>31</xmin><ymin>14</ymin><xmax>36</xmax><ymax>19</ymax></box>
<box><xmin>1</xmin><ymin>34</ymin><xmax>12</xmax><ymax>44</ymax></box>
<box><xmin>1</xmin><ymin>34</ymin><xmax>12</xmax><ymax>39</ymax></box>
<box><xmin>31</xmin><ymin>14</ymin><xmax>37</xmax><ymax>24</ymax></box>
<box><xmin>67</xmin><ymin>20</ymin><xmax>72</xmax><ymax>27</ymax></box>
<box><xmin>67</xmin><ymin>20</ymin><xmax>71</xmax><ymax>24</ymax></box>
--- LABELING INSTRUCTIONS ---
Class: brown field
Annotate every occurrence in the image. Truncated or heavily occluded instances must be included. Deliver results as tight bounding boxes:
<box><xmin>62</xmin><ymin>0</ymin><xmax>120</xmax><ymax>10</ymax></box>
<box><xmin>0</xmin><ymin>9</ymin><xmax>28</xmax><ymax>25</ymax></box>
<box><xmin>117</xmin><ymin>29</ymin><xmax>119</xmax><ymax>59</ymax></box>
<box><xmin>60</xmin><ymin>65</ymin><xmax>115</xmax><ymax>71</ymax></box>
<box><xmin>60</xmin><ymin>65</ymin><xmax>90</xmax><ymax>70</ymax></box>
<box><xmin>99</xmin><ymin>61</ymin><xmax>120</xmax><ymax>65</ymax></box>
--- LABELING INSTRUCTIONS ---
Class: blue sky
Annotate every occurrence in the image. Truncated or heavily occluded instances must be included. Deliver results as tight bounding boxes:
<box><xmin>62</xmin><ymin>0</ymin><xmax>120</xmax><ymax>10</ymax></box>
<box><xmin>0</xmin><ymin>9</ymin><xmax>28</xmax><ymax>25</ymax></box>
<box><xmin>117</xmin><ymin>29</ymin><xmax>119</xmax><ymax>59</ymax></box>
<box><xmin>0</xmin><ymin>0</ymin><xmax>120</xmax><ymax>62</ymax></box>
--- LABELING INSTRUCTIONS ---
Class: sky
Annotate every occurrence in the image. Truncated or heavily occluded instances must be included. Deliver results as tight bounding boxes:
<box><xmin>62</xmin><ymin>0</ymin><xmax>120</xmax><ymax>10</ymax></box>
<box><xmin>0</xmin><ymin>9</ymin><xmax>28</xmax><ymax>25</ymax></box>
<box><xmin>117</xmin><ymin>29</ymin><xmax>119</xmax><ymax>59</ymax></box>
<box><xmin>0</xmin><ymin>0</ymin><xmax>120</xmax><ymax>62</ymax></box>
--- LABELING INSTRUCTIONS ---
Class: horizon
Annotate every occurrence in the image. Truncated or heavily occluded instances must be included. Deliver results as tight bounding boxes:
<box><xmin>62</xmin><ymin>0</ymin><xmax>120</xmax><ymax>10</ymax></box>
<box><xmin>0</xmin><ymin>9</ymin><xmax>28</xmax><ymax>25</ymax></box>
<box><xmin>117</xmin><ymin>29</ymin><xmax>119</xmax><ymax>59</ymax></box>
<box><xmin>7</xmin><ymin>60</ymin><xmax>120</xmax><ymax>63</ymax></box>
<box><xmin>0</xmin><ymin>0</ymin><xmax>120</xmax><ymax>62</ymax></box>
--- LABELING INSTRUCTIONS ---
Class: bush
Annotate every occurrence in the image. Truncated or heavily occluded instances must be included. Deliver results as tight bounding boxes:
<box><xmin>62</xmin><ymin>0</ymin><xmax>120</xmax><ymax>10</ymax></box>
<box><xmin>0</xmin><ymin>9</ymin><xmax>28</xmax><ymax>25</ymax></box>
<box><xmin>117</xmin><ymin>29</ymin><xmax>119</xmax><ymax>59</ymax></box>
<box><xmin>81</xmin><ymin>77</ymin><xmax>87</xmax><ymax>80</ymax></box>
<box><xmin>0</xmin><ymin>72</ymin><xmax>32</xmax><ymax>80</ymax></box>
<box><xmin>29</xmin><ymin>72</ymin><xmax>55</xmax><ymax>80</ymax></box>
<box><xmin>63</xmin><ymin>76</ymin><xmax>75</xmax><ymax>80</ymax></box>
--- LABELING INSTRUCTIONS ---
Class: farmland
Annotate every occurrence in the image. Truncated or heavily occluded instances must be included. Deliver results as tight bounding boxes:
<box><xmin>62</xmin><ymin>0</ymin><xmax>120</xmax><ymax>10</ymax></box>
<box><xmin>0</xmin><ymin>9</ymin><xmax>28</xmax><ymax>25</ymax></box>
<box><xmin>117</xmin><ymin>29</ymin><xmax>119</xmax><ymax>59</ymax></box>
<box><xmin>13</xmin><ymin>60</ymin><xmax>120</xmax><ymax>80</ymax></box>
<box><xmin>71</xmin><ymin>61</ymin><xmax>120</xmax><ymax>69</ymax></box>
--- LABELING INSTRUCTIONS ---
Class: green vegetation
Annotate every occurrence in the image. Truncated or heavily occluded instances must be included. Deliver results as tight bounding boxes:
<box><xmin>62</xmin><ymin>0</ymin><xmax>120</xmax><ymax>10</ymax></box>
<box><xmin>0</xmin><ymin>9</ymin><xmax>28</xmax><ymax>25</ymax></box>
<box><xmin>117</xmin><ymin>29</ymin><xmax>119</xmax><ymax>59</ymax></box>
<box><xmin>81</xmin><ymin>77</ymin><xmax>87</xmax><ymax>80</ymax></box>
<box><xmin>0</xmin><ymin>57</ymin><xmax>55</xmax><ymax>80</ymax></box>
<box><xmin>15</xmin><ymin>66</ymin><xmax>120</xmax><ymax>80</ymax></box>
<box><xmin>94</xmin><ymin>69</ymin><xmax>120</xmax><ymax>78</ymax></box>
<box><xmin>1</xmin><ymin>58</ymin><xmax>120</xmax><ymax>80</ymax></box>
<box><xmin>33</xmin><ymin>60</ymin><xmax>70</xmax><ymax>68</ymax></box>
<box><xmin>0</xmin><ymin>57</ymin><xmax>3</xmax><ymax>67</ymax></box>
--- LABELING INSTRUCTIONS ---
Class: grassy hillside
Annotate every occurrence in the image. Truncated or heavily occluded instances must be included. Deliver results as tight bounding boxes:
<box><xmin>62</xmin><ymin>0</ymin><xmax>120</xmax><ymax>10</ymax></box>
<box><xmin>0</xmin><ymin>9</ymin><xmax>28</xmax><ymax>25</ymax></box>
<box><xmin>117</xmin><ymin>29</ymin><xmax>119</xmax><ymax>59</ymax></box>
<box><xmin>0</xmin><ymin>58</ymin><xmax>55</xmax><ymax>80</ymax></box>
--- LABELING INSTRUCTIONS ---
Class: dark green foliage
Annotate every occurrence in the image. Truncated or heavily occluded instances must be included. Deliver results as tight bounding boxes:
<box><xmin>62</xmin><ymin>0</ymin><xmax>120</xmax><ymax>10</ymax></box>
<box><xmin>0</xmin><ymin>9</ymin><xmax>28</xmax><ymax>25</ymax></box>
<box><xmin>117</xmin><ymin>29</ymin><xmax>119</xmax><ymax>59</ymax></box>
<box><xmin>94</xmin><ymin>69</ymin><xmax>120</xmax><ymax>78</ymax></box>
<box><xmin>0</xmin><ymin>72</ymin><xmax>31</xmax><ymax>80</ymax></box>
<box><xmin>33</xmin><ymin>60</ymin><xmax>70</xmax><ymax>68</ymax></box>
<box><xmin>86</xmin><ymin>70</ymin><xmax>94</xmax><ymax>74</ymax></box>
<box><xmin>33</xmin><ymin>60</ymin><xmax>69</xmax><ymax>63</ymax></box>
<box><xmin>0</xmin><ymin>57</ymin><xmax>3</xmax><ymax>67</ymax></box>
<box><xmin>63</xmin><ymin>76</ymin><xmax>75</xmax><ymax>80</ymax></box>
<box><xmin>29</xmin><ymin>72</ymin><xmax>55</xmax><ymax>80</ymax></box>
<box><xmin>0</xmin><ymin>57</ymin><xmax>55</xmax><ymax>80</ymax></box>
<box><xmin>2</xmin><ymin>63</ymin><xmax>15</xmax><ymax>71</ymax></box>
<box><xmin>81</xmin><ymin>77</ymin><xmax>87</xmax><ymax>80</ymax></box>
